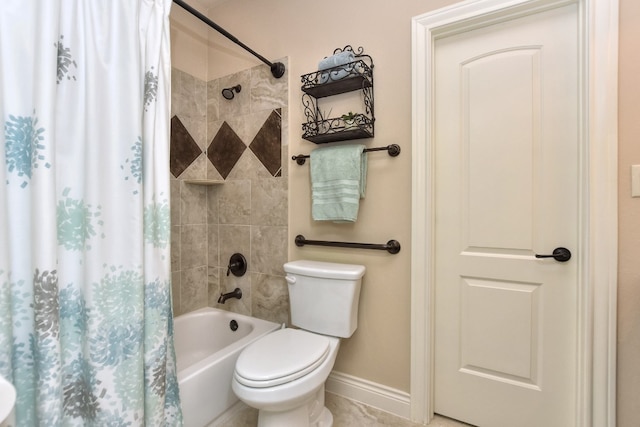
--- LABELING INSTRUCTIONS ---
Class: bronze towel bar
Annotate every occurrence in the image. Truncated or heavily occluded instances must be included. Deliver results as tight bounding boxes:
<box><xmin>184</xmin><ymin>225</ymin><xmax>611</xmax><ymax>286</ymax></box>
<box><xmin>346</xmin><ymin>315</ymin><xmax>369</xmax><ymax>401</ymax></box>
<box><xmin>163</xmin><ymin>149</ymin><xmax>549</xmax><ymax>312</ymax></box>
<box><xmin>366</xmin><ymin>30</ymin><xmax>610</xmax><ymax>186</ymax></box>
<box><xmin>291</xmin><ymin>144</ymin><xmax>401</xmax><ymax>165</ymax></box>
<box><xmin>294</xmin><ymin>234</ymin><xmax>401</xmax><ymax>254</ymax></box>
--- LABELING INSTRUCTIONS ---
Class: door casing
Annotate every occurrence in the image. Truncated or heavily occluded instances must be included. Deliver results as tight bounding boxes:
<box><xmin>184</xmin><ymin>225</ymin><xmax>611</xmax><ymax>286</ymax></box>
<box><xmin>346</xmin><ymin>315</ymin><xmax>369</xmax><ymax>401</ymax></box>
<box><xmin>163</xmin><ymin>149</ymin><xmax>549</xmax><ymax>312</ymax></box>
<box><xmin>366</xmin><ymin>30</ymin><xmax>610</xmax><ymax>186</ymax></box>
<box><xmin>410</xmin><ymin>0</ymin><xmax>618</xmax><ymax>425</ymax></box>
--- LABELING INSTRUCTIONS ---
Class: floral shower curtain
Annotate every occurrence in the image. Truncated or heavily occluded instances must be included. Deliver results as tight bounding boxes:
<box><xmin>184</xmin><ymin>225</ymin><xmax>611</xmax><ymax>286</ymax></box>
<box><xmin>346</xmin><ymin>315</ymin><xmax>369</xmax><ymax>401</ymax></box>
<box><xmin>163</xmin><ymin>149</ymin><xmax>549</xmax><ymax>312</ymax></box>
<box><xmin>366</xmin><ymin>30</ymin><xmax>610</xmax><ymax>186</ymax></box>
<box><xmin>0</xmin><ymin>1</ymin><xmax>182</xmax><ymax>425</ymax></box>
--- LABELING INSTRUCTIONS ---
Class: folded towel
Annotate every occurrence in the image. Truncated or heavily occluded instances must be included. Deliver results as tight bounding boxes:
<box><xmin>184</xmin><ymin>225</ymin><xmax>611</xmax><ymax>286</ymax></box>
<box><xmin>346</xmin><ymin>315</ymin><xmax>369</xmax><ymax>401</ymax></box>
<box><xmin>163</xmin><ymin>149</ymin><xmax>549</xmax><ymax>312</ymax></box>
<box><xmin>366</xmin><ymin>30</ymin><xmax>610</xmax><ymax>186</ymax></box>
<box><xmin>318</xmin><ymin>68</ymin><xmax>352</xmax><ymax>84</ymax></box>
<box><xmin>318</xmin><ymin>51</ymin><xmax>355</xmax><ymax>70</ymax></box>
<box><xmin>318</xmin><ymin>51</ymin><xmax>356</xmax><ymax>84</ymax></box>
<box><xmin>310</xmin><ymin>144</ymin><xmax>367</xmax><ymax>222</ymax></box>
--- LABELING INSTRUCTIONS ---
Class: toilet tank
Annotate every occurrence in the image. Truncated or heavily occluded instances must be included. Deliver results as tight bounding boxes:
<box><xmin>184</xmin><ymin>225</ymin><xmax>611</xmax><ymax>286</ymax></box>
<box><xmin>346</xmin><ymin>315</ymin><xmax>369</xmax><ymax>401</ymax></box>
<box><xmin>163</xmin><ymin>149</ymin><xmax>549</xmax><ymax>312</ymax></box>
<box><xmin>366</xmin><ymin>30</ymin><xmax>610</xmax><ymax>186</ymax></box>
<box><xmin>284</xmin><ymin>260</ymin><xmax>365</xmax><ymax>338</ymax></box>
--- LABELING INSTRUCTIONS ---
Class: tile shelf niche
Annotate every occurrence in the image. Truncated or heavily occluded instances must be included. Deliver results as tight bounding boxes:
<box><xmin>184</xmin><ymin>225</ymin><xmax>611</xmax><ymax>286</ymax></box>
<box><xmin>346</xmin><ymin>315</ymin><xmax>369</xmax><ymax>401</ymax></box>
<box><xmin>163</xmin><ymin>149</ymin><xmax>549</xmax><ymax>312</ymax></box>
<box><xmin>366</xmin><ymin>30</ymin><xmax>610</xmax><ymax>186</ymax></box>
<box><xmin>183</xmin><ymin>179</ymin><xmax>224</xmax><ymax>185</ymax></box>
<box><xmin>301</xmin><ymin>45</ymin><xmax>374</xmax><ymax>144</ymax></box>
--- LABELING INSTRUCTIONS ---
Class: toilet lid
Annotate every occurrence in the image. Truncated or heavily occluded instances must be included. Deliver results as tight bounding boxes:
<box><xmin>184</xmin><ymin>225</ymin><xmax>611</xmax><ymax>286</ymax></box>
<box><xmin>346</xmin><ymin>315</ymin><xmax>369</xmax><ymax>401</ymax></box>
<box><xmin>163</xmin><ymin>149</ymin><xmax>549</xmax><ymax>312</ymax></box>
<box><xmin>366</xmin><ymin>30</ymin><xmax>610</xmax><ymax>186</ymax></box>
<box><xmin>234</xmin><ymin>328</ymin><xmax>331</xmax><ymax>388</ymax></box>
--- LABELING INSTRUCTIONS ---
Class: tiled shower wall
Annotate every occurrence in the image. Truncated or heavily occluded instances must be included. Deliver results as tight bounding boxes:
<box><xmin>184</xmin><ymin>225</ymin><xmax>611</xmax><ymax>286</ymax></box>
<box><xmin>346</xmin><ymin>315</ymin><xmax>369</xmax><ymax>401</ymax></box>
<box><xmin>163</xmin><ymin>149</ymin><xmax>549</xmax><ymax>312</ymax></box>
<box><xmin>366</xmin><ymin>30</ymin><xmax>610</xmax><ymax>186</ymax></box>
<box><xmin>170</xmin><ymin>60</ymin><xmax>289</xmax><ymax>325</ymax></box>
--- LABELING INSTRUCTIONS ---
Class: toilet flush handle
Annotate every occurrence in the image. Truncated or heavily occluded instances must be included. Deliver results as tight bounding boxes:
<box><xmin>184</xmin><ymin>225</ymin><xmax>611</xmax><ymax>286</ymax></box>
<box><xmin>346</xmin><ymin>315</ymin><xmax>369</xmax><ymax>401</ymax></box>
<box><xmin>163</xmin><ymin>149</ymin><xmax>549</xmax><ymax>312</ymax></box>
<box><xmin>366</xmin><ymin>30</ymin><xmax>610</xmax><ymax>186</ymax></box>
<box><xmin>285</xmin><ymin>275</ymin><xmax>296</xmax><ymax>285</ymax></box>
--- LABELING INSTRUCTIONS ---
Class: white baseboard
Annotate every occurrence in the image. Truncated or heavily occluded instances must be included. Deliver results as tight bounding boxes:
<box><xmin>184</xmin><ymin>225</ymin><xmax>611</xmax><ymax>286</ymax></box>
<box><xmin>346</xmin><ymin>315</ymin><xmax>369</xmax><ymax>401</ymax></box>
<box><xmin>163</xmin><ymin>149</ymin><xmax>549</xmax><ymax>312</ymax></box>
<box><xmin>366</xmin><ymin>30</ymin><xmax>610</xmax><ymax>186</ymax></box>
<box><xmin>325</xmin><ymin>371</ymin><xmax>411</xmax><ymax>420</ymax></box>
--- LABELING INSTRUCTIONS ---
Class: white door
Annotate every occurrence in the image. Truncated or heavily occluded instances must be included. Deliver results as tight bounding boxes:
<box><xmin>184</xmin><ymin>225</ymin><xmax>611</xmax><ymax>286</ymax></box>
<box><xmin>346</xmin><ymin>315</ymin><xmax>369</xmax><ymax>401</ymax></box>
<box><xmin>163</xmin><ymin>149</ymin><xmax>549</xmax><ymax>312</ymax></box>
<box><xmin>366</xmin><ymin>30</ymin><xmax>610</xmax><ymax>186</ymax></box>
<box><xmin>433</xmin><ymin>4</ymin><xmax>579</xmax><ymax>427</ymax></box>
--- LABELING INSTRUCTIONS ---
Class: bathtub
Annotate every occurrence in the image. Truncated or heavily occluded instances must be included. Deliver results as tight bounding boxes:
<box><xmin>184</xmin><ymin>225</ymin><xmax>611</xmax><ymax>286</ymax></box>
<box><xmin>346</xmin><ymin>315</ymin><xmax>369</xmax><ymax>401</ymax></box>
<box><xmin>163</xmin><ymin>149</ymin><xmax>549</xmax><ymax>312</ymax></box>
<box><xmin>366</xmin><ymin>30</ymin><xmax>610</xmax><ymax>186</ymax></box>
<box><xmin>174</xmin><ymin>307</ymin><xmax>280</xmax><ymax>427</ymax></box>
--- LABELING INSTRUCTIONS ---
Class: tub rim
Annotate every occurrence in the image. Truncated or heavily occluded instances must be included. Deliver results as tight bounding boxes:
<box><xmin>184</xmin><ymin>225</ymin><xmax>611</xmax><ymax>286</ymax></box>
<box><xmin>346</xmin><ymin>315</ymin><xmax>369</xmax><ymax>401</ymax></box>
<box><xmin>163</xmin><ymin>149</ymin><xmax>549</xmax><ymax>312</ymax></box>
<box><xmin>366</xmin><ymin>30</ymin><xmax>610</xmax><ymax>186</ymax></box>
<box><xmin>174</xmin><ymin>307</ymin><xmax>280</xmax><ymax>382</ymax></box>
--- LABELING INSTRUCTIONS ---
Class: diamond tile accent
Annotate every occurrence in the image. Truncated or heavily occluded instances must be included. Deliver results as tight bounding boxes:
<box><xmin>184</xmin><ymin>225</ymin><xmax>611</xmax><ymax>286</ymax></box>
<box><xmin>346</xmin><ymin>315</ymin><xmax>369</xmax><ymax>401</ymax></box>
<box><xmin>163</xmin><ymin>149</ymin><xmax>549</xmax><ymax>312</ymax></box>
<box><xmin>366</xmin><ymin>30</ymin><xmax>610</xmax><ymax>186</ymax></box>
<box><xmin>249</xmin><ymin>109</ymin><xmax>282</xmax><ymax>177</ymax></box>
<box><xmin>170</xmin><ymin>115</ymin><xmax>202</xmax><ymax>177</ymax></box>
<box><xmin>207</xmin><ymin>122</ymin><xmax>246</xmax><ymax>179</ymax></box>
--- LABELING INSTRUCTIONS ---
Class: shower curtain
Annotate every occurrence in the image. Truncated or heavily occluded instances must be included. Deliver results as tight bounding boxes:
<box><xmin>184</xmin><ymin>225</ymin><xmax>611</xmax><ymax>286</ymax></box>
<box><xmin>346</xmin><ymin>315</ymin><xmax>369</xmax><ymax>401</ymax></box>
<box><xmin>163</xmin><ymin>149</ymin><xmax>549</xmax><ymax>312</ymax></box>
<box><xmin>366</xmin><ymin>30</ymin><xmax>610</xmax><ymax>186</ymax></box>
<box><xmin>0</xmin><ymin>1</ymin><xmax>182</xmax><ymax>425</ymax></box>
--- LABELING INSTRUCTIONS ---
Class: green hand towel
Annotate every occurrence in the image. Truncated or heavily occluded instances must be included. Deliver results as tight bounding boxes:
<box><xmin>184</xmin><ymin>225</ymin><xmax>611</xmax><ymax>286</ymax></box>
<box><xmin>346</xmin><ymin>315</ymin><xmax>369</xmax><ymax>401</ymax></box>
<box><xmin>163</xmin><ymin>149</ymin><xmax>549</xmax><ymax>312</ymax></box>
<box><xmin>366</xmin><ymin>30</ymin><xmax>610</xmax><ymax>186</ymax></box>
<box><xmin>310</xmin><ymin>144</ymin><xmax>367</xmax><ymax>222</ymax></box>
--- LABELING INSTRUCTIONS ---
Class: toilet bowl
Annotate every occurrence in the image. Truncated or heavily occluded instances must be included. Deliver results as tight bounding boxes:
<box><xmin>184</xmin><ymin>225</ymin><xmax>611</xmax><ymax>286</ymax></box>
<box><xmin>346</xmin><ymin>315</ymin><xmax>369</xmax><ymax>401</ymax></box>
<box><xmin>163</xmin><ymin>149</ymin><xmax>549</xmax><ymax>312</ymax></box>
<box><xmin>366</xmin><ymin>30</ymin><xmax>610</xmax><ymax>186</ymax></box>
<box><xmin>232</xmin><ymin>328</ymin><xmax>340</xmax><ymax>426</ymax></box>
<box><xmin>231</xmin><ymin>260</ymin><xmax>365</xmax><ymax>427</ymax></box>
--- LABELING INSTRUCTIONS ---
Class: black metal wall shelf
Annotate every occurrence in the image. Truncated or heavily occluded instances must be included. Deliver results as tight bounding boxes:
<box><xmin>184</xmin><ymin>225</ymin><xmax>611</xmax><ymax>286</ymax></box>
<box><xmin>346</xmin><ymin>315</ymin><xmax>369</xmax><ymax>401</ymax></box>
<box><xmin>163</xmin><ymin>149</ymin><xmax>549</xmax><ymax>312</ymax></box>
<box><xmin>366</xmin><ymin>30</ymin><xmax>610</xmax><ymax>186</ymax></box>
<box><xmin>301</xmin><ymin>62</ymin><xmax>373</xmax><ymax>98</ymax></box>
<box><xmin>301</xmin><ymin>114</ymin><xmax>374</xmax><ymax>144</ymax></box>
<box><xmin>301</xmin><ymin>46</ymin><xmax>374</xmax><ymax>144</ymax></box>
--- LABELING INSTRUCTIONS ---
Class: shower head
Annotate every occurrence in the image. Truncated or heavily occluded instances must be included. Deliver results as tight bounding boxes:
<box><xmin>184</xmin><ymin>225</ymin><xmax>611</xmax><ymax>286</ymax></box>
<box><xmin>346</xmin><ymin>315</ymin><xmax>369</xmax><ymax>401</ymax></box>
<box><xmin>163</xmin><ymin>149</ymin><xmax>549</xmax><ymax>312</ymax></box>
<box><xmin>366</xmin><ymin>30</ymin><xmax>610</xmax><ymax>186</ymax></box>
<box><xmin>222</xmin><ymin>84</ymin><xmax>241</xmax><ymax>100</ymax></box>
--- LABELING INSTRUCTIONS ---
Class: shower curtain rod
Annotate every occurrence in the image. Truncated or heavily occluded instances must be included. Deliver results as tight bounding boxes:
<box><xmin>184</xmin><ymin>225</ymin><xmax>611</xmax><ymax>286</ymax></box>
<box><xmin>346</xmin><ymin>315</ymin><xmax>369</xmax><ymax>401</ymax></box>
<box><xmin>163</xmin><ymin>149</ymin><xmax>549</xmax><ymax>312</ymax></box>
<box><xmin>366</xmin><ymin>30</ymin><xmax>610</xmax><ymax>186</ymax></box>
<box><xmin>172</xmin><ymin>0</ymin><xmax>286</xmax><ymax>79</ymax></box>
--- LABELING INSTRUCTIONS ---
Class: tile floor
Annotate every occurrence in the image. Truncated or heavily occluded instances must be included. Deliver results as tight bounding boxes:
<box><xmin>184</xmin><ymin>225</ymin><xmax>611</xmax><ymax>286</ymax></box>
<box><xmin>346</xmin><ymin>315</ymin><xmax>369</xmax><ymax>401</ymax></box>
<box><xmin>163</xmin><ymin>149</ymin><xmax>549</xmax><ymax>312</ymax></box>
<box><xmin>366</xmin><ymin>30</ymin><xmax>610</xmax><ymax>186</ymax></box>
<box><xmin>210</xmin><ymin>392</ymin><xmax>473</xmax><ymax>427</ymax></box>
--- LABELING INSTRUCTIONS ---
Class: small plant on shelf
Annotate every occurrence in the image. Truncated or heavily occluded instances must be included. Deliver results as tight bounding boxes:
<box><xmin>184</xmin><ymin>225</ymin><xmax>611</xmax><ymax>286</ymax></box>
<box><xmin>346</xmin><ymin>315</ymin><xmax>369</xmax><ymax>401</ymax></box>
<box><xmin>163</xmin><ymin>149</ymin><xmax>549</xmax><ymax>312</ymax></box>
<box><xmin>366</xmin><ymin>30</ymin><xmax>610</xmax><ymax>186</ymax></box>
<box><xmin>341</xmin><ymin>111</ymin><xmax>357</xmax><ymax>128</ymax></box>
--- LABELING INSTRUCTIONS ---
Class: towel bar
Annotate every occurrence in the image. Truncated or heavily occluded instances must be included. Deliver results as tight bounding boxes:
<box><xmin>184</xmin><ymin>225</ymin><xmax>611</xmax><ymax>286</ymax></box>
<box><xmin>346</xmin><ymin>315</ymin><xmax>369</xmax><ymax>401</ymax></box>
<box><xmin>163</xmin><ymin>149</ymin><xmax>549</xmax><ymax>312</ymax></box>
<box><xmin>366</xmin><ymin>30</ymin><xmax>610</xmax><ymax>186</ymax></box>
<box><xmin>294</xmin><ymin>234</ymin><xmax>401</xmax><ymax>254</ymax></box>
<box><xmin>291</xmin><ymin>144</ymin><xmax>400</xmax><ymax>165</ymax></box>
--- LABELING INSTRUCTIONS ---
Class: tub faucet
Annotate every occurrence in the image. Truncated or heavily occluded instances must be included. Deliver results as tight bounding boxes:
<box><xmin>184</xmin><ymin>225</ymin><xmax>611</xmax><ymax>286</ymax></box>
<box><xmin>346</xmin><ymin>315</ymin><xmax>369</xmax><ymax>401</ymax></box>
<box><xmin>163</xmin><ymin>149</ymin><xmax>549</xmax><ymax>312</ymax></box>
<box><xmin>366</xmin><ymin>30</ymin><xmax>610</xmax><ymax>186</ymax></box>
<box><xmin>218</xmin><ymin>287</ymin><xmax>242</xmax><ymax>304</ymax></box>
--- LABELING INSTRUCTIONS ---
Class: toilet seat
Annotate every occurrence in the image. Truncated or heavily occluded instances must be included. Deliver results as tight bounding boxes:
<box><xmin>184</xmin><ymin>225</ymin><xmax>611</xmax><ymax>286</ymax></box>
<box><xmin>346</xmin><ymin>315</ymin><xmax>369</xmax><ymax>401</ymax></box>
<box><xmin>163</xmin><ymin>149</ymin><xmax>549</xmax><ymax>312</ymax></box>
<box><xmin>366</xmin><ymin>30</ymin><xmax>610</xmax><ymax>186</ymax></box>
<box><xmin>234</xmin><ymin>329</ymin><xmax>331</xmax><ymax>388</ymax></box>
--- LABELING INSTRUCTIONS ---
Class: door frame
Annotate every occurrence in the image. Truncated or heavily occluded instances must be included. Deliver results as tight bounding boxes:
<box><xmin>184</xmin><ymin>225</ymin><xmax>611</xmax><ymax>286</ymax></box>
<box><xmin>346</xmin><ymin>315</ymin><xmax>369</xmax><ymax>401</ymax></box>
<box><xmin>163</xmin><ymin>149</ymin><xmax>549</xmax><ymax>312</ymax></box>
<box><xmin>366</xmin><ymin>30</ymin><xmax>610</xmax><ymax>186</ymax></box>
<box><xmin>410</xmin><ymin>0</ymin><xmax>619</xmax><ymax>425</ymax></box>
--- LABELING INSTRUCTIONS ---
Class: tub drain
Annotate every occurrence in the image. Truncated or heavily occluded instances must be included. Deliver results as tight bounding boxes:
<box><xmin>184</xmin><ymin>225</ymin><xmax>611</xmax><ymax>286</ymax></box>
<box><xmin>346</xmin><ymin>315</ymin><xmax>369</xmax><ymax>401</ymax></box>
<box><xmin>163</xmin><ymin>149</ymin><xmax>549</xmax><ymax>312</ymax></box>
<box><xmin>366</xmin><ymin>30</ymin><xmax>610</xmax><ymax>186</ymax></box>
<box><xmin>229</xmin><ymin>319</ymin><xmax>238</xmax><ymax>331</ymax></box>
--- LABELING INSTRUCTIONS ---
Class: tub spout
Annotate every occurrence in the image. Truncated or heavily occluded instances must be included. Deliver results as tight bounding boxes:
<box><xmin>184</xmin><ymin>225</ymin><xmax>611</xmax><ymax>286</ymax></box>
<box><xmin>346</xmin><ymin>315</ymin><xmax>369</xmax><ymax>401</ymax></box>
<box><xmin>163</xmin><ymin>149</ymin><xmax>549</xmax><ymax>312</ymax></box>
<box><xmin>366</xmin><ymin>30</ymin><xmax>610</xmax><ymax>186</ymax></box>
<box><xmin>218</xmin><ymin>287</ymin><xmax>242</xmax><ymax>304</ymax></box>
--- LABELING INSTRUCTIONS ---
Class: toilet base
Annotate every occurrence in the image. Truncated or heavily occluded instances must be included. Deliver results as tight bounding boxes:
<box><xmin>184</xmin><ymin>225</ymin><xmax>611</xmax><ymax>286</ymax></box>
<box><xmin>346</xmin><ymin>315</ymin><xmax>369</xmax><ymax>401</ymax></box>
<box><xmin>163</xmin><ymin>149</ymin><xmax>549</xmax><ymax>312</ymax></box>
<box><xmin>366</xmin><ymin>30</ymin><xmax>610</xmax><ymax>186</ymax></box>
<box><xmin>256</xmin><ymin>387</ymin><xmax>333</xmax><ymax>427</ymax></box>
<box><xmin>317</xmin><ymin>407</ymin><xmax>333</xmax><ymax>427</ymax></box>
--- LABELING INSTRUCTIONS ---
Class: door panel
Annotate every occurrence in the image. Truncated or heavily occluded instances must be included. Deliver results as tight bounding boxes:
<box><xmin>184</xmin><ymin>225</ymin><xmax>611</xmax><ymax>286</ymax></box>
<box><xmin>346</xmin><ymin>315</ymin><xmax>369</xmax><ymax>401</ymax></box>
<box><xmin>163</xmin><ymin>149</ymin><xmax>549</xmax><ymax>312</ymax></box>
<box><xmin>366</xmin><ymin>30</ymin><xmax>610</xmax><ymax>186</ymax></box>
<box><xmin>434</xmin><ymin>4</ymin><xmax>578</xmax><ymax>426</ymax></box>
<box><xmin>463</xmin><ymin>48</ymin><xmax>539</xmax><ymax>251</ymax></box>
<box><xmin>460</xmin><ymin>277</ymin><xmax>541</xmax><ymax>386</ymax></box>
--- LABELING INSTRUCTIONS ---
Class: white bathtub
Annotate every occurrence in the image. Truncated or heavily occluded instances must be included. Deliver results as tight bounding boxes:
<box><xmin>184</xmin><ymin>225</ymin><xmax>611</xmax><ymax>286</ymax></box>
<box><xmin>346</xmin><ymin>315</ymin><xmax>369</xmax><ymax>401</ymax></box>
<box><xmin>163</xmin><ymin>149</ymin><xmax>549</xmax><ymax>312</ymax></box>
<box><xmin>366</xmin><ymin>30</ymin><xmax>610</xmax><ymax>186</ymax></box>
<box><xmin>174</xmin><ymin>307</ymin><xmax>280</xmax><ymax>427</ymax></box>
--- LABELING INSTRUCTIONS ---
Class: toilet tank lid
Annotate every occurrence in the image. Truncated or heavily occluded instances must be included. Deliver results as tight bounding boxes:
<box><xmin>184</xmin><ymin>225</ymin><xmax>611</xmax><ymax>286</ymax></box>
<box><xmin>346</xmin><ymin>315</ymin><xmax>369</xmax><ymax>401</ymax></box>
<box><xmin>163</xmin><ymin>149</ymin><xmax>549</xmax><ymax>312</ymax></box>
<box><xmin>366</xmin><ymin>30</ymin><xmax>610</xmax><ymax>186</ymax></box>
<box><xmin>284</xmin><ymin>260</ymin><xmax>365</xmax><ymax>280</ymax></box>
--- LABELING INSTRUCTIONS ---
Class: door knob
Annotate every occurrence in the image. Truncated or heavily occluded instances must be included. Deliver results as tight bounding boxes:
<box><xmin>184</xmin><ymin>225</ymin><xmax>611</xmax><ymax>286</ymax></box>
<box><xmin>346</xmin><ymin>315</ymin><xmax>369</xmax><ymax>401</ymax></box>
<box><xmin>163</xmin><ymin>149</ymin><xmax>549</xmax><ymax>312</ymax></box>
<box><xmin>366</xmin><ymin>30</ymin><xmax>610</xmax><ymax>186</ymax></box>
<box><xmin>535</xmin><ymin>247</ymin><xmax>571</xmax><ymax>262</ymax></box>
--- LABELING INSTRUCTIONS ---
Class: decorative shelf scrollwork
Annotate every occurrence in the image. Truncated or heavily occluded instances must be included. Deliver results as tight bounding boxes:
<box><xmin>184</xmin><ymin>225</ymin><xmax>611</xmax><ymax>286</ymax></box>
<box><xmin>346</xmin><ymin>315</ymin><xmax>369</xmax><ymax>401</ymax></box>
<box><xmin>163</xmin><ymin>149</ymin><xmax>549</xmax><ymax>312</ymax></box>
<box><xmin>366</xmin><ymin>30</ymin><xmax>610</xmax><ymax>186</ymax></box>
<box><xmin>300</xmin><ymin>46</ymin><xmax>374</xmax><ymax>144</ymax></box>
<box><xmin>301</xmin><ymin>113</ymin><xmax>374</xmax><ymax>144</ymax></box>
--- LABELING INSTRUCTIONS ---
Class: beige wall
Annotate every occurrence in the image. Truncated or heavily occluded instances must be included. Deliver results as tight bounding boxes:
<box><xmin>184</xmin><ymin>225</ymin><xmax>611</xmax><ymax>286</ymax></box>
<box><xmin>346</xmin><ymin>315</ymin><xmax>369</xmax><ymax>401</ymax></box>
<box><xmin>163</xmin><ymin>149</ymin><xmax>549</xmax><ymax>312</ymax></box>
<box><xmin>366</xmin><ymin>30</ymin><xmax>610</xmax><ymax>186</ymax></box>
<box><xmin>170</xmin><ymin>5</ymin><xmax>209</xmax><ymax>81</ymax></box>
<box><xmin>171</xmin><ymin>0</ymin><xmax>640</xmax><ymax>422</ymax></box>
<box><xmin>616</xmin><ymin>0</ymin><xmax>640</xmax><ymax>425</ymax></box>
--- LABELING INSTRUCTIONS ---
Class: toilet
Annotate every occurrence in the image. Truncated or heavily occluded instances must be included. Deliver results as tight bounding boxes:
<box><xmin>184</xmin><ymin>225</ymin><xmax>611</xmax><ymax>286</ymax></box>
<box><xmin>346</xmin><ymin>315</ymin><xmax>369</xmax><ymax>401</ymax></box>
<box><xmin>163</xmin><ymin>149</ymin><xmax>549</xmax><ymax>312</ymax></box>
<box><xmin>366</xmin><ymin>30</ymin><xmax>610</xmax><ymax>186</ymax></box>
<box><xmin>231</xmin><ymin>260</ymin><xmax>365</xmax><ymax>427</ymax></box>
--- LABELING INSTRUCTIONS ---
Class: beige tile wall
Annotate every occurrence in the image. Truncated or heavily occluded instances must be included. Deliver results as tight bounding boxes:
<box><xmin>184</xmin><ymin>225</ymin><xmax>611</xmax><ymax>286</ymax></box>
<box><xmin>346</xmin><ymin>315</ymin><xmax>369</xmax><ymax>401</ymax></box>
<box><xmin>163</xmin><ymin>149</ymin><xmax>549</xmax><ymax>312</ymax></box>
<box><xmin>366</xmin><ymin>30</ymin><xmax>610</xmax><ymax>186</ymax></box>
<box><xmin>170</xmin><ymin>61</ymin><xmax>289</xmax><ymax>326</ymax></box>
<box><xmin>170</xmin><ymin>68</ymin><xmax>208</xmax><ymax>315</ymax></box>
